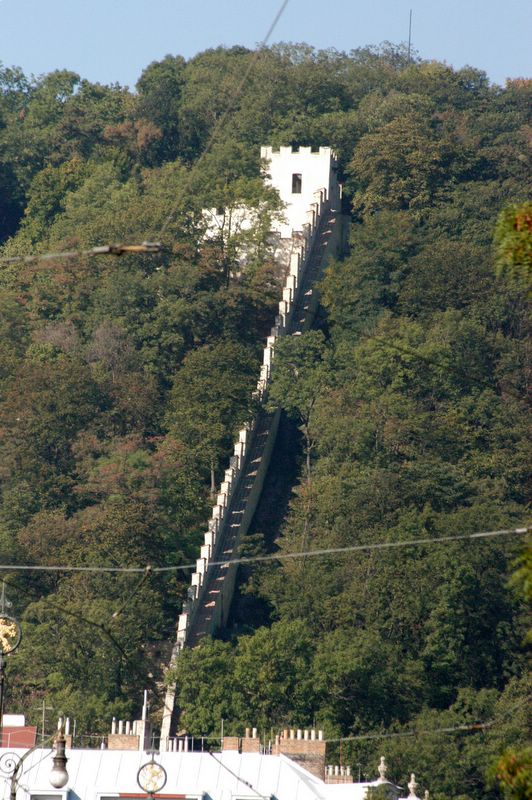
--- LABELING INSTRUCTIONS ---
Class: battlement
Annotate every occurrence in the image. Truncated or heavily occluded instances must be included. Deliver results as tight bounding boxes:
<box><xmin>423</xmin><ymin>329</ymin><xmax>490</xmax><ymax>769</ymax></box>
<box><xmin>261</xmin><ymin>145</ymin><xmax>338</xmax><ymax>161</ymax></box>
<box><xmin>261</xmin><ymin>143</ymin><xmax>341</xmax><ymax>237</ymax></box>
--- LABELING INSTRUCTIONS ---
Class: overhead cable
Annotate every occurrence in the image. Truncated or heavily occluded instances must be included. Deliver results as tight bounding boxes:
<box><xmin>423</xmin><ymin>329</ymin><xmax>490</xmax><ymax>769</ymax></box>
<box><xmin>329</xmin><ymin>695</ymin><xmax>531</xmax><ymax>743</ymax></box>
<box><xmin>158</xmin><ymin>0</ymin><xmax>291</xmax><ymax>237</ymax></box>
<box><xmin>0</xmin><ymin>525</ymin><xmax>527</xmax><ymax>575</ymax></box>
<box><xmin>0</xmin><ymin>241</ymin><xmax>162</xmax><ymax>267</ymax></box>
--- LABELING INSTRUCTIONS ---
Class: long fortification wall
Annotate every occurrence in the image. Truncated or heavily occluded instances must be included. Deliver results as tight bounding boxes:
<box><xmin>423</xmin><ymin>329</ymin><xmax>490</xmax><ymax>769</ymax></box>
<box><xmin>160</xmin><ymin>147</ymin><xmax>344</xmax><ymax>746</ymax></box>
<box><xmin>172</xmin><ymin>186</ymin><xmax>328</xmax><ymax>648</ymax></box>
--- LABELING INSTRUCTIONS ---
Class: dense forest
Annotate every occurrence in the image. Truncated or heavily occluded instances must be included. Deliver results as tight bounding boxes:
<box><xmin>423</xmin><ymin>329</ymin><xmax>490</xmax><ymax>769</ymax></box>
<box><xmin>0</xmin><ymin>43</ymin><xmax>530</xmax><ymax>799</ymax></box>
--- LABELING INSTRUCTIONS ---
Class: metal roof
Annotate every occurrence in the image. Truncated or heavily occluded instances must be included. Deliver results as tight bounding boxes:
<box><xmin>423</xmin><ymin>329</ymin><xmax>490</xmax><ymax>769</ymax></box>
<box><xmin>0</xmin><ymin>748</ymin><xmax>378</xmax><ymax>800</ymax></box>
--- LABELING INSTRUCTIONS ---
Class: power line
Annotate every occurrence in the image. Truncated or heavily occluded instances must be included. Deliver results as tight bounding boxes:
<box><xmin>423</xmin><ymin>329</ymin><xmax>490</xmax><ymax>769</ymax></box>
<box><xmin>0</xmin><ymin>241</ymin><xmax>162</xmax><ymax>267</ymax></box>
<box><xmin>1</xmin><ymin>576</ymin><xmax>128</xmax><ymax>660</ymax></box>
<box><xmin>327</xmin><ymin>722</ymin><xmax>492</xmax><ymax>743</ymax></box>
<box><xmin>110</xmin><ymin>566</ymin><xmax>152</xmax><ymax>621</ymax></box>
<box><xmin>329</xmin><ymin>695</ymin><xmax>531</xmax><ymax>744</ymax></box>
<box><xmin>407</xmin><ymin>9</ymin><xmax>413</xmax><ymax>63</ymax></box>
<box><xmin>0</xmin><ymin>4</ymin><xmax>291</xmax><ymax>266</ymax></box>
<box><xmin>158</xmin><ymin>0</ymin><xmax>291</xmax><ymax>238</ymax></box>
<box><xmin>369</xmin><ymin>335</ymin><xmax>527</xmax><ymax>404</ymax></box>
<box><xmin>0</xmin><ymin>526</ymin><xmax>527</xmax><ymax>575</ymax></box>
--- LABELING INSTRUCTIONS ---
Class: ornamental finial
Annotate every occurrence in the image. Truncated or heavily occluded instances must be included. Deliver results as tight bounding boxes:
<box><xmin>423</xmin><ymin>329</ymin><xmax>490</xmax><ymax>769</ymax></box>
<box><xmin>408</xmin><ymin>774</ymin><xmax>419</xmax><ymax>798</ymax></box>
<box><xmin>378</xmin><ymin>756</ymin><xmax>387</xmax><ymax>782</ymax></box>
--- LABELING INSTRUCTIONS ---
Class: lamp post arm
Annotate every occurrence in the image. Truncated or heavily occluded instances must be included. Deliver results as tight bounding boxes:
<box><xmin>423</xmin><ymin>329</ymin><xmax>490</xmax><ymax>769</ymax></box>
<box><xmin>8</xmin><ymin>730</ymin><xmax>63</xmax><ymax>800</ymax></box>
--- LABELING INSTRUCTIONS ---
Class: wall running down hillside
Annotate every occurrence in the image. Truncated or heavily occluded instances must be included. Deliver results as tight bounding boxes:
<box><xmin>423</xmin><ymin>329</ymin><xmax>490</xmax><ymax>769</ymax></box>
<box><xmin>160</xmin><ymin>147</ymin><xmax>345</xmax><ymax>746</ymax></box>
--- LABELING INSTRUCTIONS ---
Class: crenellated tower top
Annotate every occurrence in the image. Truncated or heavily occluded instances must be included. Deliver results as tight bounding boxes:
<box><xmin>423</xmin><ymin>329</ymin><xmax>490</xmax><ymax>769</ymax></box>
<box><xmin>261</xmin><ymin>145</ymin><xmax>341</xmax><ymax>237</ymax></box>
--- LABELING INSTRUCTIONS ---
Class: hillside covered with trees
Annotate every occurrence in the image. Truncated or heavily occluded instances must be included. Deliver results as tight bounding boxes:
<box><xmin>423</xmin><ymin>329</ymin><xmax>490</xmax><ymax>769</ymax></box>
<box><xmin>0</xmin><ymin>43</ymin><xmax>530</xmax><ymax>799</ymax></box>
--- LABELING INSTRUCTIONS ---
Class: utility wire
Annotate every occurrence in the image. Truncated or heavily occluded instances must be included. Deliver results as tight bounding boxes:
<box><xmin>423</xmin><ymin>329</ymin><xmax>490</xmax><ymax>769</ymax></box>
<box><xmin>369</xmin><ymin>335</ymin><xmax>527</xmax><ymax>404</ymax></box>
<box><xmin>0</xmin><ymin>241</ymin><xmax>162</xmax><ymax>267</ymax></box>
<box><xmin>0</xmin><ymin>2</ymin><xmax>291</xmax><ymax>266</ymax></box>
<box><xmin>158</xmin><ymin>0</ymin><xmax>291</xmax><ymax>238</ymax></box>
<box><xmin>326</xmin><ymin>723</ymin><xmax>493</xmax><ymax>743</ymax></box>
<box><xmin>2</xmin><ymin>576</ymin><xmax>128</xmax><ymax>660</ymax></box>
<box><xmin>209</xmin><ymin>752</ymin><xmax>264</xmax><ymax>798</ymax></box>
<box><xmin>329</xmin><ymin>695</ymin><xmax>531</xmax><ymax>744</ymax></box>
<box><xmin>0</xmin><ymin>526</ymin><xmax>527</xmax><ymax>575</ymax></box>
<box><xmin>110</xmin><ymin>565</ymin><xmax>152</xmax><ymax>621</ymax></box>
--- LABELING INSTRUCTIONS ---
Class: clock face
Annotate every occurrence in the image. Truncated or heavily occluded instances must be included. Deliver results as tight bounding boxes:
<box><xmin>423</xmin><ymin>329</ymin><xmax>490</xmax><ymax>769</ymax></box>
<box><xmin>137</xmin><ymin>761</ymin><xmax>167</xmax><ymax>794</ymax></box>
<box><xmin>0</xmin><ymin>615</ymin><xmax>21</xmax><ymax>655</ymax></box>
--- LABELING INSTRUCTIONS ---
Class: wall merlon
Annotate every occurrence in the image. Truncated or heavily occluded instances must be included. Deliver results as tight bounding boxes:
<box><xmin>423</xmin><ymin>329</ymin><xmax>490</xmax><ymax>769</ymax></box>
<box><xmin>289</xmin><ymin>254</ymin><xmax>301</xmax><ymax>277</ymax></box>
<box><xmin>263</xmin><ymin>144</ymin><xmax>336</xmax><ymax>157</ymax></box>
<box><xmin>286</xmin><ymin>274</ymin><xmax>297</xmax><ymax>293</ymax></box>
<box><xmin>196</xmin><ymin>558</ymin><xmax>207</xmax><ymax>575</ymax></box>
<box><xmin>263</xmin><ymin>346</ymin><xmax>273</xmax><ymax>368</ymax></box>
<box><xmin>216</xmin><ymin>492</ymin><xmax>227</xmax><ymax>507</ymax></box>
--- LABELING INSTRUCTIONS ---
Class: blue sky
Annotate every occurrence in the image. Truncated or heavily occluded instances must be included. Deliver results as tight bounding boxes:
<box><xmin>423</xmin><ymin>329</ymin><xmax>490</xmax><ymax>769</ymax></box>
<box><xmin>0</xmin><ymin>0</ymin><xmax>530</xmax><ymax>89</ymax></box>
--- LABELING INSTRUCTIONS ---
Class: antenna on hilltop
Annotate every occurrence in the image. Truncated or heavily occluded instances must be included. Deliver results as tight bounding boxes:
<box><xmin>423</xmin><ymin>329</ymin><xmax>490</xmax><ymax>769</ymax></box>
<box><xmin>407</xmin><ymin>8</ymin><xmax>413</xmax><ymax>63</ymax></box>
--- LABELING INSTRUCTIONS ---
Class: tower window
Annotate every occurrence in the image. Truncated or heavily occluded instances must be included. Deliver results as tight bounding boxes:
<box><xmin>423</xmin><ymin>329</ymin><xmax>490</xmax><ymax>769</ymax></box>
<box><xmin>292</xmin><ymin>173</ymin><xmax>302</xmax><ymax>194</ymax></box>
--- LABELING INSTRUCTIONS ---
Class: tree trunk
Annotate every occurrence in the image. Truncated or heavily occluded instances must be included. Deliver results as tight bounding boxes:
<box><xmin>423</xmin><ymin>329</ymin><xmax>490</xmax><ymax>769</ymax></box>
<box><xmin>210</xmin><ymin>459</ymin><xmax>216</xmax><ymax>498</ymax></box>
<box><xmin>304</xmin><ymin>428</ymin><xmax>312</xmax><ymax>484</ymax></box>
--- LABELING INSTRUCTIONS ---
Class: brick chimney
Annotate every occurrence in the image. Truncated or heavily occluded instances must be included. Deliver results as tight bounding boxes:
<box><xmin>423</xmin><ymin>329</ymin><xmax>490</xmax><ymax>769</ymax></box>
<box><xmin>241</xmin><ymin>727</ymin><xmax>261</xmax><ymax>753</ymax></box>
<box><xmin>107</xmin><ymin>717</ymin><xmax>152</xmax><ymax>751</ymax></box>
<box><xmin>272</xmin><ymin>728</ymin><xmax>326</xmax><ymax>779</ymax></box>
<box><xmin>222</xmin><ymin>727</ymin><xmax>261</xmax><ymax>753</ymax></box>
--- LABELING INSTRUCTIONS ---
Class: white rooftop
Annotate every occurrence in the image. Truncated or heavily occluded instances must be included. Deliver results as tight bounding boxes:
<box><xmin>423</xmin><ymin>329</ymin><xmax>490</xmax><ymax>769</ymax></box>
<box><xmin>0</xmin><ymin>748</ymin><xmax>385</xmax><ymax>800</ymax></box>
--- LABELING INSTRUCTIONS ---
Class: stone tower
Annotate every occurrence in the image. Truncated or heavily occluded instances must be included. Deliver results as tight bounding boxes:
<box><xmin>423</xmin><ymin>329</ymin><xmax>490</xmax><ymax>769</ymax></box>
<box><xmin>261</xmin><ymin>145</ymin><xmax>341</xmax><ymax>238</ymax></box>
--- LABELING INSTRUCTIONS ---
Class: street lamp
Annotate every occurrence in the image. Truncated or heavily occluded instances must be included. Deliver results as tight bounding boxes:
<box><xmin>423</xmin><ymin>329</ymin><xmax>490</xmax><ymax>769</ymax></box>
<box><xmin>48</xmin><ymin>728</ymin><xmax>69</xmax><ymax>789</ymax></box>
<box><xmin>1</xmin><ymin>719</ymin><xmax>69</xmax><ymax>799</ymax></box>
<box><xmin>0</xmin><ymin>583</ymin><xmax>68</xmax><ymax>795</ymax></box>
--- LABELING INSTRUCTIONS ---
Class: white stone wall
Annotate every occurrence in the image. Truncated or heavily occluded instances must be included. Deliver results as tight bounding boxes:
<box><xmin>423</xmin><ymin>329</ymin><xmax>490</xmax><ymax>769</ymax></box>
<box><xmin>173</xmin><ymin>185</ymin><xmax>329</xmax><ymax>660</ymax></box>
<box><xmin>161</xmin><ymin>146</ymin><xmax>342</xmax><ymax>748</ymax></box>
